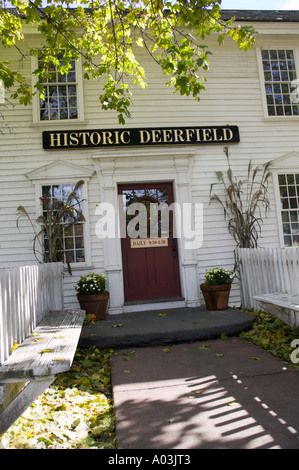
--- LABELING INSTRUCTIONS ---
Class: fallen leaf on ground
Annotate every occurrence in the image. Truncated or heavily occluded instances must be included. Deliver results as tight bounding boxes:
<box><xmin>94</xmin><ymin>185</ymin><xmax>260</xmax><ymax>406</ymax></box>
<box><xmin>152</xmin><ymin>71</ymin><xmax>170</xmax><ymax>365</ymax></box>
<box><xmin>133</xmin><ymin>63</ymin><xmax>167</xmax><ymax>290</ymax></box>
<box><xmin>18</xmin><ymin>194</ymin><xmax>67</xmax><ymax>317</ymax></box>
<box><xmin>124</xmin><ymin>351</ymin><xmax>135</xmax><ymax>361</ymax></box>
<box><xmin>220</xmin><ymin>333</ymin><xmax>228</xmax><ymax>340</ymax></box>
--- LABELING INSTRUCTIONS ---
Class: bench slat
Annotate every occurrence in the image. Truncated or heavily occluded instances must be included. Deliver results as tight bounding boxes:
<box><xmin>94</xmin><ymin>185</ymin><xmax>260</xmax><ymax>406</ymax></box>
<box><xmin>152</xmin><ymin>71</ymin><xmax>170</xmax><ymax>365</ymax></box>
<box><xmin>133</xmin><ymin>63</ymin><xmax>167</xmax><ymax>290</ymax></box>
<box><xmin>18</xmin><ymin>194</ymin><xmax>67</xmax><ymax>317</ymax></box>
<box><xmin>0</xmin><ymin>309</ymin><xmax>85</xmax><ymax>383</ymax></box>
<box><xmin>254</xmin><ymin>293</ymin><xmax>299</xmax><ymax>312</ymax></box>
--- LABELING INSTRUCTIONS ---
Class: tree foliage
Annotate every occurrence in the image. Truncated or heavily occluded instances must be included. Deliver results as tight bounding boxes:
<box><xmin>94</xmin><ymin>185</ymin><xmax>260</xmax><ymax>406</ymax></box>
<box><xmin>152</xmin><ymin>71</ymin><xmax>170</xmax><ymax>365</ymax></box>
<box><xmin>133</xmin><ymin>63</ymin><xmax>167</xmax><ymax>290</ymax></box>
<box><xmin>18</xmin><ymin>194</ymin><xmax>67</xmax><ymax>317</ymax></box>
<box><xmin>0</xmin><ymin>0</ymin><xmax>256</xmax><ymax>123</ymax></box>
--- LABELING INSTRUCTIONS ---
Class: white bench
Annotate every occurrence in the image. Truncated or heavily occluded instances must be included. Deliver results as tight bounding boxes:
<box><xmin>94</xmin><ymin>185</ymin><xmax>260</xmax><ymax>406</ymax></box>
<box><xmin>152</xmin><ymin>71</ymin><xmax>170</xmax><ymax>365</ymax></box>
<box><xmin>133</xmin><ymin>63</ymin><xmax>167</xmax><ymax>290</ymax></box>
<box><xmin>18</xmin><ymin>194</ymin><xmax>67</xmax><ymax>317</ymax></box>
<box><xmin>0</xmin><ymin>308</ymin><xmax>85</xmax><ymax>435</ymax></box>
<box><xmin>254</xmin><ymin>293</ymin><xmax>299</xmax><ymax>329</ymax></box>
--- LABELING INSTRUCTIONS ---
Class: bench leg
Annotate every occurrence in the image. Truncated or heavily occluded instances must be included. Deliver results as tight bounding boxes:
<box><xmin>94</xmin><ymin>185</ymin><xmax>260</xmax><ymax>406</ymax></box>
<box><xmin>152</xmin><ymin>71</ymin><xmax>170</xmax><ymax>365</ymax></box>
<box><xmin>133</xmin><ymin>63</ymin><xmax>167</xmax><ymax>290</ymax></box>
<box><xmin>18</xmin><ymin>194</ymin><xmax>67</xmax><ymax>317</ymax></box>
<box><xmin>257</xmin><ymin>301</ymin><xmax>299</xmax><ymax>329</ymax></box>
<box><xmin>0</xmin><ymin>376</ymin><xmax>55</xmax><ymax>435</ymax></box>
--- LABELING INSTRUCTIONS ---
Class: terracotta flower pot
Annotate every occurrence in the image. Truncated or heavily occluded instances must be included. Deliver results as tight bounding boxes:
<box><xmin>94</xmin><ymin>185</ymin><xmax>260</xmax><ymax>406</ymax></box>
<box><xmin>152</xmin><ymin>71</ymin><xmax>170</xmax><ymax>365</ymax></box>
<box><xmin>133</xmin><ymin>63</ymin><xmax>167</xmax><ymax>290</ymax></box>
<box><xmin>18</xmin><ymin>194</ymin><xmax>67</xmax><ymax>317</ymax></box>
<box><xmin>200</xmin><ymin>284</ymin><xmax>231</xmax><ymax>311</ymax></box>
<box><xmin>77</xmin><ymin>293</ymin><xmax>109</xmax><ymax>321</ymax></box>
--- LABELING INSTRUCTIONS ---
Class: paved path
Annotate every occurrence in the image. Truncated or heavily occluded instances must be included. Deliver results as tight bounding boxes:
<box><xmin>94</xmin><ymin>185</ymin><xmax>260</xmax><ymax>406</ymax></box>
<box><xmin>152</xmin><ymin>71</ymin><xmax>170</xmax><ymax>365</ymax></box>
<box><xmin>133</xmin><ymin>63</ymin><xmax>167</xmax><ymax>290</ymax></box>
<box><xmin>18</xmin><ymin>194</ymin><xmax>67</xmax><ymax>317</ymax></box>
<box><xmin>111</xmin><ymin>337</ymin><xmax>299</xmax><ymax>449</ymax></box>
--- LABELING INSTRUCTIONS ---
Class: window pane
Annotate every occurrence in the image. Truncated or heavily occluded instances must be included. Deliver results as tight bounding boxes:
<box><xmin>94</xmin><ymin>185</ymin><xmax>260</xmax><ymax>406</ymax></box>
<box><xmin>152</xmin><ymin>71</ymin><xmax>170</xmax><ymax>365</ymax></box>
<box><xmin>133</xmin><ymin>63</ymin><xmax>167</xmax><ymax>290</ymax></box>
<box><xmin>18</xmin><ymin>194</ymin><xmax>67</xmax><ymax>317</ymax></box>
<box><xmin>58</xmin><ymin>73</ymin><xmax>67</xmax><ymax>83</ymax></box>
<box><xmin>279</xmin><ymin>174</ymin><xmax>299</xmax><ymax>246</ymax></box>
<box><xmin>284</xmin><ymin>235</ymin><xmax>292</xmax><ymax>246</ymax></box>
<box><xmin>282</xmin><ymin>211</ymin><xmax>289</xmax><ymax>222</ymax></box>
<box><xmin>278</xmin><ymin>174</ymin><xmax>286</xmax><ymax>185</ymax></box>
<box><xmin>41</xmin><ymin>183</ymin><xmax>85</xmax><ymax>263</ymax></box>
<box><xmin>262</xmin><ymin>50</ymin><xmax>269</xmax><ymax>60</ymax></box>
<box><xmin>262</xmin><ymin>49</ymin><xmax>298</xmax><ymax>116</ymax></box>
<box><xmin>76</xmin><ymin>250</ymin><xmax>85</xmax><ymax>263</ymax></box>
<box><xmin>290</xmin><ymin>211</ymin><xmax>298</xmax><ymax>222</ymax></box>
<box><xmin>38</xmin><ymin>57</ymin><xmax>78</xmax><ymax>121</ymax></box>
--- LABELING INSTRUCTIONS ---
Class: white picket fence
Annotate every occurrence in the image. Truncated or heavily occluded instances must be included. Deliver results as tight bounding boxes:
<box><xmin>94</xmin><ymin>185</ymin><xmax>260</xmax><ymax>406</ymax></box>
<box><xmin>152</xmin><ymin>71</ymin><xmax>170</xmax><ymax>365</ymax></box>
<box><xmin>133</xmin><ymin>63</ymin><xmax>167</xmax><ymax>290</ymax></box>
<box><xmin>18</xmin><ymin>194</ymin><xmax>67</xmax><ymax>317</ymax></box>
<box><xmin>236</xmin><ymin>247</ymin><xmax>299</xmax><ymax>310</ymax></box>
<box><xmin>0</xmin><ymin>263</ymin><xmax>63</xmax><ymax>365</ymax></box>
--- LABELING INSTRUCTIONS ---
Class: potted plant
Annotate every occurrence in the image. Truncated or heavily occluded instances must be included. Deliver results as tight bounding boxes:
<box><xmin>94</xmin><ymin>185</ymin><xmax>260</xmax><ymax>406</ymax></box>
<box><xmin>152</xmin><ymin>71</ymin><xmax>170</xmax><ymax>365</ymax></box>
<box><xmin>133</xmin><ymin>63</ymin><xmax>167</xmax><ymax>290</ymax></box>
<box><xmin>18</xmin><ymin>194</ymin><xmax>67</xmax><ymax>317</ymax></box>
<box><xmin>200</xmin><ymin>267</ymin><xmax>233</xmax><ymax>311</ymax></box>
<box><xmin>75</xmin><ymin>272</ymin><xmax>109</xmax><ymax>320</ymax></box>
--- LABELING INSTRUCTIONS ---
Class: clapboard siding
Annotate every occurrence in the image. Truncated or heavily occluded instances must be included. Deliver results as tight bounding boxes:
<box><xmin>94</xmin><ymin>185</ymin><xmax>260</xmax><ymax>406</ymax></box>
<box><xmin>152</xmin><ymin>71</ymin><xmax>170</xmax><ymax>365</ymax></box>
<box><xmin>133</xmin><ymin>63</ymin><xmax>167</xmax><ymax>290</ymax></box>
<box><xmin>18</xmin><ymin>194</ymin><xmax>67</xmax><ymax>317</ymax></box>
<box><xmin>1</xmin><ymin>22</ymin><xmax>299</xmax><ymax>309</ymax></box>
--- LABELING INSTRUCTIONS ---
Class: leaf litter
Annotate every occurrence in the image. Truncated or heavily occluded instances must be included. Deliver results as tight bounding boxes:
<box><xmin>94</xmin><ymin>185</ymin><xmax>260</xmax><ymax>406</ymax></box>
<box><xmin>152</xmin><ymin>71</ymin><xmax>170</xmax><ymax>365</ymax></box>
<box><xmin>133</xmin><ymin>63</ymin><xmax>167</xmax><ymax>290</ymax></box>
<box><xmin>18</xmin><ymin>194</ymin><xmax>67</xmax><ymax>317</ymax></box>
<box><xmin>0</xmin><ymin>347</ymin><xmax>116</xmax><ymax>449</ymax></box>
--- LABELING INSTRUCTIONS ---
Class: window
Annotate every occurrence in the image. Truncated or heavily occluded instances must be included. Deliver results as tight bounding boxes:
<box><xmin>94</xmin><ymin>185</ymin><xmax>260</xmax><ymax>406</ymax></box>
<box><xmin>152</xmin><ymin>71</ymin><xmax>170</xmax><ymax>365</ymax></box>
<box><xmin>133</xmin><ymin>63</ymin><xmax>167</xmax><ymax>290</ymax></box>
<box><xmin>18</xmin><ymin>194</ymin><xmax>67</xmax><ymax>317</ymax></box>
<box><xmin>278</xmin><ymin>173</ymin><xmax>299</xmax><ymax>246</ymax></box>
<box><xmin>42</xmin><ymin>183</ymin><xmax>85</xmax><ymax>263</ymax></box>
<box><xmin>261</xmin><ymin>49</ymin><xmax>299</xmax><ymax>117</ymax></box>
<box><xmin>38</xmin><ymin>56</ymin><xmax>79</xmax><ymax>121</ymax></box>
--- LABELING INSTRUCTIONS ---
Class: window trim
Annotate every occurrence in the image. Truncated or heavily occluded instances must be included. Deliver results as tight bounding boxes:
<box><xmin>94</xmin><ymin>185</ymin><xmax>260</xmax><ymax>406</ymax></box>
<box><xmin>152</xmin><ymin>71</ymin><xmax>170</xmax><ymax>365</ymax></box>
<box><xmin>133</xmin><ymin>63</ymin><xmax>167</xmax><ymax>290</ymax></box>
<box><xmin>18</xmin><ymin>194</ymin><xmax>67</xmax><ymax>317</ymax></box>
<box><xmin>31</xmin><ymin>56</ymin><xmax>85</xmax><ymax>124</ymax></box>
<box><xmin>30</xmin><ymin>176</ymin><xmax>91</xmax><ymax>267</ymax></box>
<box><xmin>272</xmin><ymin>167</ymin><xmax>299</xmax><ymax>247</ymax></box>
<box><xmin>41</xmin><ymin>182</ymin><xmax>87</xmax><ymax>264</ymax></box>
<box><xmin>257</xmin><ymin>46</ymin><xmax>299</xmax><ymax>120</ymax></box>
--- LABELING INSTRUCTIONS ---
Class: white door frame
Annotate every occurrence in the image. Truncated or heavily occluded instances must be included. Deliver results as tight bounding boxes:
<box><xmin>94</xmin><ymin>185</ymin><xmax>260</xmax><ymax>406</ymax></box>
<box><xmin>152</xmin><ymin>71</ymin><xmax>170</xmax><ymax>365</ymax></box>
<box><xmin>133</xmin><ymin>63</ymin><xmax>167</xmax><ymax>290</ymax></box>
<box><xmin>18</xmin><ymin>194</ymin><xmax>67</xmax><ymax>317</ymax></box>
<box><xmin>92</xmin><ymin>146</ymin><xmax>201</xmax><ymax>314</ymax></box>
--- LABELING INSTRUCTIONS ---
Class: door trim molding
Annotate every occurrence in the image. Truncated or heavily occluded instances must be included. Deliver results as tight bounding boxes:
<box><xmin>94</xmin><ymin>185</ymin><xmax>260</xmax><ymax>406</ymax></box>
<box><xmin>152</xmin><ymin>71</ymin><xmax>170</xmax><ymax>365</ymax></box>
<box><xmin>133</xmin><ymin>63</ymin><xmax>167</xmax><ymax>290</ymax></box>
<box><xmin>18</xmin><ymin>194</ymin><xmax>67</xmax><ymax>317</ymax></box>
<box><xmin>92</xmin><ymin>146</ymin><xmax>201</xmax><ymax>314</ymax></box>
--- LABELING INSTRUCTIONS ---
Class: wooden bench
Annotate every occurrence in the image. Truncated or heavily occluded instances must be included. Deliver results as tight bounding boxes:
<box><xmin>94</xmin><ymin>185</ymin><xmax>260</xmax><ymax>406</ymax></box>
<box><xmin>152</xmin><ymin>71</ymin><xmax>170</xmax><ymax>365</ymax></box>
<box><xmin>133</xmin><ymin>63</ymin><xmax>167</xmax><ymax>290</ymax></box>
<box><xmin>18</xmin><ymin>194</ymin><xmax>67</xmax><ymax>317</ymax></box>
<box><xmin>254</xmin><ymin>293</ymin><xmax>299</xmax><ymax>329</ymax></box>
<box><xmin>0</xmin><ymin>308</ymin><xmax>85</xmax><ymax>435</ymax></box>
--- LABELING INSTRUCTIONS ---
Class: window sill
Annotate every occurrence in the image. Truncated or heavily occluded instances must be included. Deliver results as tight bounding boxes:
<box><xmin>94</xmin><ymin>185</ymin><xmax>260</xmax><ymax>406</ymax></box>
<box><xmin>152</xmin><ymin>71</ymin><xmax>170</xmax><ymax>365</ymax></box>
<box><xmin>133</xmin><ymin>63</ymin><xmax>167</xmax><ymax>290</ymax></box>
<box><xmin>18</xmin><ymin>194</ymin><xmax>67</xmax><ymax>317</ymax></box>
<box><xmin>30</xmin><ymin>119</ymin><xmax>89</xmax><ymax>128</ymax></box>
<box><xmin>63</xmin><ymin>264</ymin><xmax>95</xmax><ymax>273</ymax></box>
<box><xmin>262</xmin><ymin>116</ymin><xmax>299</xmax><ymax>121</ymax></box>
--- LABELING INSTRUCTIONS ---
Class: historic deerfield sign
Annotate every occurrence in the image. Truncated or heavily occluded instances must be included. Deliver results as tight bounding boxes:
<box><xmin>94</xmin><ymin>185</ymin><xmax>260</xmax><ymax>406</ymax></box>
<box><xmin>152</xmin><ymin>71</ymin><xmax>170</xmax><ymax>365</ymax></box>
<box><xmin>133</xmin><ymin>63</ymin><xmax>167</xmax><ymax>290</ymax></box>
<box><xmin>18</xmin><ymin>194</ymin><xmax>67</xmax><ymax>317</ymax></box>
<box><xmin>42</xmin><ymin>125</ymin><xmax>239</xmax><ymax>150</ymax></box>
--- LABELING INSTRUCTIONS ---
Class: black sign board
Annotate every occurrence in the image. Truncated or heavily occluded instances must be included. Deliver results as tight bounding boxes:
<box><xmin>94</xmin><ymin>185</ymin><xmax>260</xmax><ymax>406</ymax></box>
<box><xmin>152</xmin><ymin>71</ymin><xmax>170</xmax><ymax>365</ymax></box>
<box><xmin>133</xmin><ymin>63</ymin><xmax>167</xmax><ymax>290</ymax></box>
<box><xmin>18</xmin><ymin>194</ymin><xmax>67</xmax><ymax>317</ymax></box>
<box><xmin>42</xmin><ymin>125</ymin><xmax>239</xmax><ymax>150</ymax></box>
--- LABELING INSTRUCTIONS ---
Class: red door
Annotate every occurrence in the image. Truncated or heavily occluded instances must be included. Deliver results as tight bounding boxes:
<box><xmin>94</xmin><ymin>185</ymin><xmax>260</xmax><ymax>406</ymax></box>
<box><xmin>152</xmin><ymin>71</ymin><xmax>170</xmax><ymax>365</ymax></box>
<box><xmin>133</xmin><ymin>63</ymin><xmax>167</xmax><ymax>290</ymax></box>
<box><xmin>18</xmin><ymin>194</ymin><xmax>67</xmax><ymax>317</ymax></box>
<box><xmin>118</xmin><ymin>183</ymin><xmax>181</xmax><ymax>302</ymax></box>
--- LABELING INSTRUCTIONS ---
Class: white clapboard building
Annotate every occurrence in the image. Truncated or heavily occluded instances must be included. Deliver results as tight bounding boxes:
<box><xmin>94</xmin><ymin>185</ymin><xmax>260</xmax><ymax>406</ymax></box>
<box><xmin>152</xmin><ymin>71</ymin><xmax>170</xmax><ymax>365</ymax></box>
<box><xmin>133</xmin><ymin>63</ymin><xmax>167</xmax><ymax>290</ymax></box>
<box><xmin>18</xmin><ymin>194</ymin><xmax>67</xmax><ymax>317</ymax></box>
<box><xmin>1</xmin><ymin>10</ymin><xmax>299</xmax><ymax>314</ymax></box>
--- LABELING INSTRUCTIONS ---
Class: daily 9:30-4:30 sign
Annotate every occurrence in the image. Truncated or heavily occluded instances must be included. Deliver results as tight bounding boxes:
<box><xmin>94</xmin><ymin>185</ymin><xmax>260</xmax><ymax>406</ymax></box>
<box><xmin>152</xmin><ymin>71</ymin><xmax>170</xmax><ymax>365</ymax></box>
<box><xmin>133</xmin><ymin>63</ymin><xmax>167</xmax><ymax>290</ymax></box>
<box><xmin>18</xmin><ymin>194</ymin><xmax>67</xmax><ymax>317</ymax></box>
<box><xmin>42</xmin><ymin>126</ymin><xmax>240</xmax><ymax>150</ymax></box>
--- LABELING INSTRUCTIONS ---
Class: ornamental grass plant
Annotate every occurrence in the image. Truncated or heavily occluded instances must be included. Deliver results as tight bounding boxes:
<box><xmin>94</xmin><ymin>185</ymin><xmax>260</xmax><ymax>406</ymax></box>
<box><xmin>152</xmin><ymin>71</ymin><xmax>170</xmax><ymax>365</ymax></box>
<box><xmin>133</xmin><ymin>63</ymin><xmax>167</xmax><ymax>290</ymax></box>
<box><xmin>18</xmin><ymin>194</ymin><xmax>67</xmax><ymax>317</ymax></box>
<box><xmin>210</xmin><ymin>147</ymin><xmax>272</xmax><ymax>249</ymax></box>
